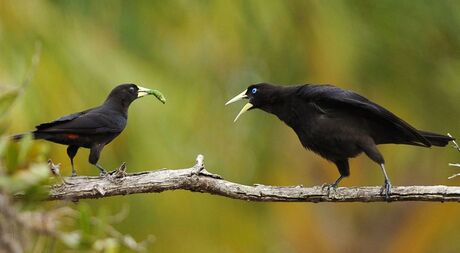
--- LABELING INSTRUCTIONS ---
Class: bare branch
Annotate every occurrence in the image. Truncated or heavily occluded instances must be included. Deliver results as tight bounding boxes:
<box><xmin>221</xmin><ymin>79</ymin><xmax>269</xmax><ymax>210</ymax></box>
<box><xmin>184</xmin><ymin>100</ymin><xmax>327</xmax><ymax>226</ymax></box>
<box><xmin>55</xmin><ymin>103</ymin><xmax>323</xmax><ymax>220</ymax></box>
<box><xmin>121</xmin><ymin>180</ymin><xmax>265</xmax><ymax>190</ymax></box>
<box><xmin>45</xmin><ymin>155</ymin><xmax>460</xmax><ymax>203</ymax></box>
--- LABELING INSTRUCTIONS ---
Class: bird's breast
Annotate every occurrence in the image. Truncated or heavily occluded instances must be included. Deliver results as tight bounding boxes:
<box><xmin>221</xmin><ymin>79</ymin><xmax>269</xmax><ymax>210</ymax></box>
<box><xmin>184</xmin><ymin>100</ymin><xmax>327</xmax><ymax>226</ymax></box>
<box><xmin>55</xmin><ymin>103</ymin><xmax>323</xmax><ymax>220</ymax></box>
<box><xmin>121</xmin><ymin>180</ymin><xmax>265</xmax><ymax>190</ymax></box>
<box><xmin>277</xmin><ymin>104</ymin><xmax>368</xmax><ymax>160</ymax></box>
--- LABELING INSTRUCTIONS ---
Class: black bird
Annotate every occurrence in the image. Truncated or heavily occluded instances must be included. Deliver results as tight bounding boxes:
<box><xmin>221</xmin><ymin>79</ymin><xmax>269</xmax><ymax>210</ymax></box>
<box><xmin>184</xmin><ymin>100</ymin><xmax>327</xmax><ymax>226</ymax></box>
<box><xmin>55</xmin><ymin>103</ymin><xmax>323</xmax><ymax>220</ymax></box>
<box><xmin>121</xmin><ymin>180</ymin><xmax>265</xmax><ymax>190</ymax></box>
<box><xmin>226</xmin><ymin>83</ymin><xmax>453</xmax><ymax>196</ymax></box>
<box><xmin>13</xmin><ymin>83</ymin><xmax>166</xmax><ymax>176</ymax></box>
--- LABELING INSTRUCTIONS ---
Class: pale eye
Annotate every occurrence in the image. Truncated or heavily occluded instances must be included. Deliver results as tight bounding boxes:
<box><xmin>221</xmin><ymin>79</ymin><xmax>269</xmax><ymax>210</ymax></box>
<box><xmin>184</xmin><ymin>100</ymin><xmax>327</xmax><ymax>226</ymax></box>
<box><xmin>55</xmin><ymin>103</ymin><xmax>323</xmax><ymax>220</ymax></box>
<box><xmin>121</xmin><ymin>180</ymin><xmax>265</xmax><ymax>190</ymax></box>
<box><xmin>251</xmin><ymin>88</ymin><xmax>258</xmax><ymax>94</ymax></box>
<box><xmin>129</xmin><ymin>87</ymin><xmax>135</xmax><ymax>92</ymax></box>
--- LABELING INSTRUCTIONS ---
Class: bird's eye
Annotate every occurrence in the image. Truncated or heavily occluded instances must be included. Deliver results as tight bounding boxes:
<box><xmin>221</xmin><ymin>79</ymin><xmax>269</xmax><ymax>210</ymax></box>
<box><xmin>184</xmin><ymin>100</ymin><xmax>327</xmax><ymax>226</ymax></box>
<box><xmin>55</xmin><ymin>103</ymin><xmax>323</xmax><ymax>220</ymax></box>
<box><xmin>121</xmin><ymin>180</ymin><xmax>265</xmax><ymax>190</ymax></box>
<box><xmin>251</xmin><ymin>88</ymin><xmax>258</xmax><ymax>94</ymax></box>
<box><xmin>129</xmin><ymin>87</ymin><xmax>135</xmax><ymax>92</ymax></box>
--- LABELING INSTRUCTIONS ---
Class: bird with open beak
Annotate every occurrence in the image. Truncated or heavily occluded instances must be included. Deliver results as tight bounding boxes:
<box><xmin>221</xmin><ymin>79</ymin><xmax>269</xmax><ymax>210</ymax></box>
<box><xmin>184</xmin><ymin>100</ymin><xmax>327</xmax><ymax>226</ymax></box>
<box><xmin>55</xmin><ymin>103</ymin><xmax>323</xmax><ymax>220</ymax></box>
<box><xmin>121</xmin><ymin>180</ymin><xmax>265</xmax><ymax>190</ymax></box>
<box><xmin>226</xmin><ymin>83</ymin><xmax>453</xmax><ymax>197</ymax></box>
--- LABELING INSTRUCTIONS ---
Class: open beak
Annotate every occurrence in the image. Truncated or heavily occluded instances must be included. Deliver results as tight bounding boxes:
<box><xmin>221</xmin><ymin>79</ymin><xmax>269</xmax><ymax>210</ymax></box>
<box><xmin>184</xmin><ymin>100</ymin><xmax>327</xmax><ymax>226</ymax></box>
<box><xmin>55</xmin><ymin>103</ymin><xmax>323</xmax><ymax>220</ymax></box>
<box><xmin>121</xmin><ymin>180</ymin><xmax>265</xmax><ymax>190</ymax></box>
<box><xmin>137</xmin><ymin>86</ymin><xmax>166</xmax><ymax>104</ymax></box>
<box><xmin>225</xmin><ymin>89</ymin><xmax>253</xmax><ymax>122</ymax></box>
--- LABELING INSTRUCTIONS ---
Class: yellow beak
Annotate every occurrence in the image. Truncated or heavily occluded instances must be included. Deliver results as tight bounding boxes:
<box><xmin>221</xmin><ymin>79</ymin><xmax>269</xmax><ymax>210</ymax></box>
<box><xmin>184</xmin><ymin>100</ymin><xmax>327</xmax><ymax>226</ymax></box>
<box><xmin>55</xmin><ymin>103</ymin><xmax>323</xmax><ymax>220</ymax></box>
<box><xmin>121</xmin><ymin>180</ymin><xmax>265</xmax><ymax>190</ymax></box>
<box><xmin>225</xmin><ymin>90</ymin><xmax>247</xmax><ymax>105</ymax></box>
<box><xmin>233</xmin><ymin>103</ymin><xmax>253</xmax><ymax>122</ymax></box>
<box><xmin>226</xmin><ymin>89</ymin><xmax>253</xmax><ymax>122</ymax></box>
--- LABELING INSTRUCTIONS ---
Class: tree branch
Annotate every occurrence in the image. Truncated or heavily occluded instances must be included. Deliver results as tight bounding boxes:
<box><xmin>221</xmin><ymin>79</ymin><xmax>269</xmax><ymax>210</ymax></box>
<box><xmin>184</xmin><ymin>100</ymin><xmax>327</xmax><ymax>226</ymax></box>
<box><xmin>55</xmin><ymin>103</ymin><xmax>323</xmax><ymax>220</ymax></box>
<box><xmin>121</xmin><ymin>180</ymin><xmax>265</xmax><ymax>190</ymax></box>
<box><xmin>47</xmin><ymin>155</ymin><xmax>460</xmax><ymax>203</ymax></box>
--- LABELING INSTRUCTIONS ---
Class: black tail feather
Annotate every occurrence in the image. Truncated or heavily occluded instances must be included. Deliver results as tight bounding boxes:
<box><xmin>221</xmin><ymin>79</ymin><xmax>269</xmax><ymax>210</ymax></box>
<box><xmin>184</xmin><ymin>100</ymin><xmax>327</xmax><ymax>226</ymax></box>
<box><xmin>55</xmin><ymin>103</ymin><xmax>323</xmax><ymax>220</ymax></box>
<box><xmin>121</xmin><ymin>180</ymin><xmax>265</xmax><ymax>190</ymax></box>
<box><xmin>10</xmin><ymin>132</ymin><xmax>34</xmax><ymax>141</ymax></box>
<box><xmin>418</xmin><ymin>130</ymin><xmax>454</xmax><ymax>147</ymax></box>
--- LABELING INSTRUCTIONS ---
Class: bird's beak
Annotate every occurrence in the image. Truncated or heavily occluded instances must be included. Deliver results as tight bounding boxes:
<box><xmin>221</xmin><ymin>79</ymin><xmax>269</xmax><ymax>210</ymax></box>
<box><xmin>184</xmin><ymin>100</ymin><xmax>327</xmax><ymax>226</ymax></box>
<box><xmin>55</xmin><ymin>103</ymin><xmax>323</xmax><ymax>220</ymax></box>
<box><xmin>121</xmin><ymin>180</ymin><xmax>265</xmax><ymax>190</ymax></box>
<box><xmin>225</xmin><ymin>89</ymin><xmax>253</xmax><ymax>122</ymax></box>
<box><xmin>225</xmin><ymin>90</ymin><xmax>247</xmax><ymax>105</ymax></box>
<box><xmin>233</xmin><ymin>103</ymin><xmax>253</xmax><ymax>122</ymax></box>
<box><xmin>137</xmin><ymin>86</ymin><xmax>166</xmax><ymax>104</ymax></box>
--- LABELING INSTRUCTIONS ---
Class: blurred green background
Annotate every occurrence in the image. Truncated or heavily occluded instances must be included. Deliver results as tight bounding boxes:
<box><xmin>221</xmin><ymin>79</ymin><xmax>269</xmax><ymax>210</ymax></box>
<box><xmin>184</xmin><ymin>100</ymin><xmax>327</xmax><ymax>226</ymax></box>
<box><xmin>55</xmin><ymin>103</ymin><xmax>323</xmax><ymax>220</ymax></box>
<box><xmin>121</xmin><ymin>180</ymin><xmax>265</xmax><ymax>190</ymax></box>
<box><xmin>1</xmin><ymin>1</ymin><xmax>460</xmax><ymax>252</ymax></box>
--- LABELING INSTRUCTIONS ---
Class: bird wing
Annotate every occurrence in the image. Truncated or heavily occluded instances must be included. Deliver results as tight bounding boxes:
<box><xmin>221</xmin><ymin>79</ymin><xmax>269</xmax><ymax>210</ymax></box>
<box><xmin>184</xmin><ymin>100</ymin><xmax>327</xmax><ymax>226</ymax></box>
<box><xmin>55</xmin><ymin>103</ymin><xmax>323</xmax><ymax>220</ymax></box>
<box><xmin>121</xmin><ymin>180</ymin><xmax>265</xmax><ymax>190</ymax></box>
<box><xmin>35</xmin><ymin>108</ymin><xmax>93</xmax><ymax>130</ymax></box>
<box><xmin>298</xmin><ymin>85</ymin><xmax>431</xmax><ymax>147</ymax></box>
<box><xmin>35</xmin><ymin>108</ymin><xmax>124</xmax><ymax>134</ymax></box>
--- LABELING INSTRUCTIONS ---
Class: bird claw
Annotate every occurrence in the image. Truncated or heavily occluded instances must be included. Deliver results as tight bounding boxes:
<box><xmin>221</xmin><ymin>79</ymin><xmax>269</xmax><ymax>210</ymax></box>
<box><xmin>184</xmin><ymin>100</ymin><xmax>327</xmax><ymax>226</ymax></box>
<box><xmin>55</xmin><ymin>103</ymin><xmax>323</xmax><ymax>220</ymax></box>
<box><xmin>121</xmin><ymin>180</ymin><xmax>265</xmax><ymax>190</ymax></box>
<box><xmin>99</xmin><ymin>170</ymin><xmax>108</xmax><ymax>177</ymax></box>
<box><xmin>321</xmin><ymin>182</ymin><xmax>338</xmax><ymax>196</ymax></box>
<box><xmin>71</xmin><ymin>172</ymin><xmax>77</xmax><ymax>177</ymax></box>
<box><xmin>379</xmin><ymin>180</ymin><xmax>392</xmax><ymax>199</ymax></box>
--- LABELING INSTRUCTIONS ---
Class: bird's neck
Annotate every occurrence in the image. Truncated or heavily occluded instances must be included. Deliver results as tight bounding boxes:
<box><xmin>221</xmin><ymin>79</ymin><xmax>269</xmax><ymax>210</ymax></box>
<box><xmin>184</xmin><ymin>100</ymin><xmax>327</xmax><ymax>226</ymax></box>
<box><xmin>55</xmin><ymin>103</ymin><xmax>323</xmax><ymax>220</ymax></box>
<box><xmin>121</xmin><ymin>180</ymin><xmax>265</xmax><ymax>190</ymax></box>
<box><xmin>103</xmin><ymin>98</ymin><xmax>130</xmax><ymax>116</ymax></box>
<box><xmin>259</xmin><ymin>86</ymin><xmax>301</xmax><ymax>125</ymax></box>
<box><xmin>259</xmin><ymin>86</ymin><xmax>298</xmax><ymax>114</ymax></box>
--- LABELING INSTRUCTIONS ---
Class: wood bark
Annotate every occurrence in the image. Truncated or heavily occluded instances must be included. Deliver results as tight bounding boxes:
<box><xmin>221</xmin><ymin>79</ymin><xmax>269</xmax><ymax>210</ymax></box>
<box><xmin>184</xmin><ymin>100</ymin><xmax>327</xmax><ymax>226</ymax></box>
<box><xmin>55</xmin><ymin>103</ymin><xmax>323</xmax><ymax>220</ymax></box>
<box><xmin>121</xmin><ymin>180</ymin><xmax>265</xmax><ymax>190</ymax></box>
<box><xmin>47</xmin><ymin>155</ymin><xmax>460</xmax><ymax>202</ymax></box>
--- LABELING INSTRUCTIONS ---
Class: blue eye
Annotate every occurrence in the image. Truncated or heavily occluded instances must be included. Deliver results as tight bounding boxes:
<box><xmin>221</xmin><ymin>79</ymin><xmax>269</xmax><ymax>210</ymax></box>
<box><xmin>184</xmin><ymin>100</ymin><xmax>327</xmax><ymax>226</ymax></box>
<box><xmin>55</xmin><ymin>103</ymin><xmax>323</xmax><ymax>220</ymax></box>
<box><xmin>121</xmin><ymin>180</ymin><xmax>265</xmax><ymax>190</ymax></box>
<box><xmin>251</xmin><ymin>88</ymin><xmax>258</xmax><ymax>94</ymax></box>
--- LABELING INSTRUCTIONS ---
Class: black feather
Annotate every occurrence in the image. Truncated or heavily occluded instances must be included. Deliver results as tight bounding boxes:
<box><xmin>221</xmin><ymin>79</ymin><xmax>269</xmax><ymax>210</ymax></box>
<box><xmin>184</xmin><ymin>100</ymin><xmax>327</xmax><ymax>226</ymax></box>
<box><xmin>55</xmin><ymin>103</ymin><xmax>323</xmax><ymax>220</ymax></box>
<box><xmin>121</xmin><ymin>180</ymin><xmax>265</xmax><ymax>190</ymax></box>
<box><xmin>11</xmin><ymin>83</ymin><xmax>155</xmax><ymax>176</ymax></box>
<box><xmin>231</xmin><ymin>83</ymin><xmax>454</xmax><ymax>190</ymax></box>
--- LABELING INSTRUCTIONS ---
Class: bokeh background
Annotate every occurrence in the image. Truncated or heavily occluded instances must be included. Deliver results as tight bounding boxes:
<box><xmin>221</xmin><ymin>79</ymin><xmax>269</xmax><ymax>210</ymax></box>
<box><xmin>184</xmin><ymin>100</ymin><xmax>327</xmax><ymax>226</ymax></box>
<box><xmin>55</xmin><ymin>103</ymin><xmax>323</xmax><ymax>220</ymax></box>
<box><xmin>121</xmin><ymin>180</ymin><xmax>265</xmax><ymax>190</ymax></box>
<box><xmin>1</xmin><ymin>1</ymin><xmax>460</xmax><ymax>252</ymax></box>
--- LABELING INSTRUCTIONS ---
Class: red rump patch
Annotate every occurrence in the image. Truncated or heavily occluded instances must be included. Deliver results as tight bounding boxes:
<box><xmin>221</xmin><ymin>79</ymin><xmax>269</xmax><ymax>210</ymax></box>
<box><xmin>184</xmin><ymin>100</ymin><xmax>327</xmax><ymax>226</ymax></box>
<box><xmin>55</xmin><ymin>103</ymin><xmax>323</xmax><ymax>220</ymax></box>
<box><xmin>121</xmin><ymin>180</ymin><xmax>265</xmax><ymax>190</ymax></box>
<box><xmin>66</xmin><ymin>133</ymin><xmax>79</xmax><ymax>139</ymax></box>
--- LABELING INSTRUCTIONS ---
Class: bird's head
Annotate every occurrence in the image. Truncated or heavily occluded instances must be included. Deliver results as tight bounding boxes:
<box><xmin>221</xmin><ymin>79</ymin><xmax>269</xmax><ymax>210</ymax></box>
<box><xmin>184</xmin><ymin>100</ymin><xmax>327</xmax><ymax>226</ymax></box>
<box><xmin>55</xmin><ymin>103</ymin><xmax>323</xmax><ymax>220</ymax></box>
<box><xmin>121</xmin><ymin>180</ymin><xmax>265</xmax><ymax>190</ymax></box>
<box><xmin>106</xmin><ymin>84</ymin><xmax>166</xmax><ymax>106</ymax></box>
<box><xmin>225</xmin><ymin>83</ymin><xmax>279</xmax><ymax>122</ymax></box>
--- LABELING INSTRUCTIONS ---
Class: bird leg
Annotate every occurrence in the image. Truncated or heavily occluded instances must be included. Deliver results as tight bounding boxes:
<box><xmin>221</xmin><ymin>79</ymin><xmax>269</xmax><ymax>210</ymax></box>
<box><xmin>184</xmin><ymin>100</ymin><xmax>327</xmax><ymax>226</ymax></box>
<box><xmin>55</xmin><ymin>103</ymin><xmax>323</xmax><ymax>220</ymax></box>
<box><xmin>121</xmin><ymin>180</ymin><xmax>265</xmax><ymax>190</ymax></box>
<box><xmin>322</xmin><ymin>160</ymin><xmax>349</xmax><ymax>195</ymax></box>
<box><xmin>95</xmin><ymin>163</ymin><xmax>108</xmax><ymax>176</ymax></box>
<box><xmin>89</xmin><ymin>144</ymin><xmax>107</xmax><ymax>176</ymax></box>
<box><xmin>379</xmin><ymin>163</ymin><xmax>392</xmax><ymax>198</ymax></box>
<box><xmin>70</xmin><ymin>159</ymin><xmax>77</xmax><ymax>177</ymax></box>
<box><xmin>66</xmin><ymin>146</ymin><xmax>79</xmax><ymax>177</ymax></box>
<box><xmin>321</xmin><ymin>175</ymin><xmax>345</xmax><ymax>195</ymax></box>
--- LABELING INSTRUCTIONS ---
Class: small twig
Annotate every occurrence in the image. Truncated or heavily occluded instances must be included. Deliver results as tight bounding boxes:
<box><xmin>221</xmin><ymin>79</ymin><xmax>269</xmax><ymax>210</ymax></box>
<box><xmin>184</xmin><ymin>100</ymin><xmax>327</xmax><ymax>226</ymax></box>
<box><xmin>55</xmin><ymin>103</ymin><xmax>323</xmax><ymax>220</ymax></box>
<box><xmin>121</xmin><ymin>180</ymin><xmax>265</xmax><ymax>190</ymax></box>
<box><xmin>191</xmin><ymin>154</ymin><xmax>222</xmax><ymax>179</ymax></box>
<box><xmin>192</xmin><ymin>154</ymin><xmax>204</xmax><ymax>175</ymax></box>
<box><xmin>48</xmin><ymin>159</ymin><xmax>61</xmax><ymax>177</ymax></box>
<box><xmin>108</xmin><ymin>162</ymin><xmax>127</xmax><ymax>179</ymax></box>
<box><xmin>48</xmin><ymin>159</ymin><xmax>72</xmax><ymax>185</ymax></box>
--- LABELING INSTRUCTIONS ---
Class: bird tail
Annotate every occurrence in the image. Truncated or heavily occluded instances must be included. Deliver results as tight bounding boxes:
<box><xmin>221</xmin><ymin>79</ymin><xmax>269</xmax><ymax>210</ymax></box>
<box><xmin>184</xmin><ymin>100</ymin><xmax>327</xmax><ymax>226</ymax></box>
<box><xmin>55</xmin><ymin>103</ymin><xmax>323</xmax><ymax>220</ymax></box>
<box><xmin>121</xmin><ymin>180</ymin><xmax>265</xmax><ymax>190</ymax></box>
<box><xmin>10</xmin><ymin>132</ymin><xmax>35</xmax><ymax>141</ymax></box>
<box><xmin>417</xmin><ymin>130</ymin><xmax>454</xmax><ymax>147</ymax></box>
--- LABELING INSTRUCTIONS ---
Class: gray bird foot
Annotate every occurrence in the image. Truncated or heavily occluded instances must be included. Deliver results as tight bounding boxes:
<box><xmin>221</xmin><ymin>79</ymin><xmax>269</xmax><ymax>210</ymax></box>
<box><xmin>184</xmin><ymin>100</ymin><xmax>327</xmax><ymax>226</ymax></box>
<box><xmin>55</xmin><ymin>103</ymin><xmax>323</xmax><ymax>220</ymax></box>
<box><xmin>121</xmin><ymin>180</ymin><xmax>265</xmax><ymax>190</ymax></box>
<box><xmin>71</xmin><ymin>171</ymin><xmax>77</xmax><ymax>177</ymax></box>
<box><xmin>95</xmin><ymin>163</ymin><xmax>108</xmax><ymax>177</ymax></box>
<box><xmin>321</xmin><ymin>182</ymin><xmax>338</xmax><ymax>196</ymax></box>
<box><xmin>379</xmin><ymin>179</ymin><xmax>392</xmax><ymax>199</ymax></box>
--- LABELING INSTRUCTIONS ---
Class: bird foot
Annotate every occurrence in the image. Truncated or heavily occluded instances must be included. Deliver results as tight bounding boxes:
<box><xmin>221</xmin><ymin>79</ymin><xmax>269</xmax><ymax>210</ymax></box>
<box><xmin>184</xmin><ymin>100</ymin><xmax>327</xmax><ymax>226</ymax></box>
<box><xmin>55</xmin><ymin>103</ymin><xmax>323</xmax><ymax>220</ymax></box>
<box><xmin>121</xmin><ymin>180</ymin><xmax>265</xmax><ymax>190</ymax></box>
<box><xmin>71</xmin><ymin>171</ymin><xmax>77</xmax><ymax>177</ymax></box>
<box><xmin>99</xmin><ymin>170</ymin><xmax>108</xmax><ymax>177</ymax></box>
<box><xmin>379</xmin><ymin>180</ymin><xmax>392</xmax><ymax>199</ymax></box>
<box><xmin>321</xmin><ymin>182</ymin><xmax>338</xmax><ymax>196</ymax></box>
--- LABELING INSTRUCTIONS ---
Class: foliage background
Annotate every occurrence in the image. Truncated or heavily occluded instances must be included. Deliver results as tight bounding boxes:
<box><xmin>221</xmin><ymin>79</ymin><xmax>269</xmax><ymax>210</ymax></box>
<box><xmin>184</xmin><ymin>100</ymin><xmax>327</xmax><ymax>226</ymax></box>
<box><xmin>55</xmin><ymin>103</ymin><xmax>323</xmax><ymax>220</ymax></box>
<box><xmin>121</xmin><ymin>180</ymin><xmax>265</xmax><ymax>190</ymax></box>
<box><xmin>1</xmin><ymin>1</ymin><xmax>460</xmax><ymax>252</ymax></box>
